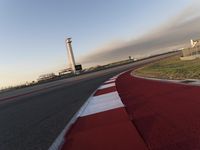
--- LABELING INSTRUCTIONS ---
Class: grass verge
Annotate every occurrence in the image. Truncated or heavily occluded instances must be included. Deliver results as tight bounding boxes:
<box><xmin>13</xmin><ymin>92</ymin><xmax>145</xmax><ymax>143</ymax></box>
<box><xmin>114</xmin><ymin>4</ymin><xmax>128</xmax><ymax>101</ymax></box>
<box><xmin>134</xmin><ymin>56</ymin><xmax>200</xmax><ymax>80</ymax></box>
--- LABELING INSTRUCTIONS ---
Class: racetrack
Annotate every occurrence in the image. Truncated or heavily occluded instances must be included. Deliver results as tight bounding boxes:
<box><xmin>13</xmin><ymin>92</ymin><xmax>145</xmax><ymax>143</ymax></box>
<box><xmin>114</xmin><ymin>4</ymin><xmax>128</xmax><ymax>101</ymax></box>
<box><xmin>0</xmin><ymin>52</ymin><xmax>178</xmax><ymax>150</ymax></box>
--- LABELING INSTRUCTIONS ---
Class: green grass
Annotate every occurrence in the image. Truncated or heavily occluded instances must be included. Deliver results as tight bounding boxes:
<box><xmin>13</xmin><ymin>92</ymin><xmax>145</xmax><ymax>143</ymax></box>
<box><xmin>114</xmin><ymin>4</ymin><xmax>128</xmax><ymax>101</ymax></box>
<box><xmin>134</xmin><ymin>56</ymin><xmax>200</xmax><ymax>80</ymax></box>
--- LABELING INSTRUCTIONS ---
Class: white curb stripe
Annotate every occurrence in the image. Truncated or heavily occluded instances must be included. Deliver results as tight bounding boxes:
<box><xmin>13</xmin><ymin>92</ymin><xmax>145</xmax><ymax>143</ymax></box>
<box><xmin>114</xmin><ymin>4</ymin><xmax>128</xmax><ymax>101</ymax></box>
<box><xmin>105</xmin><ymin>79</ymin><xmax>116</xmax><ymax>83</ymax></box>
<box><xmin>80</xmin><ymin>92</ymin><xmax>124</xmax><ymax>117</ymax></box>
<box><xmin>110</xmin><ymin>77</ymin><xmax>117</xmax><ymax>80</ymax></box>
<box><xmin>99</xmin><ymin>83</ymin><xmax>115</xmax><ymax>89</ymax></box>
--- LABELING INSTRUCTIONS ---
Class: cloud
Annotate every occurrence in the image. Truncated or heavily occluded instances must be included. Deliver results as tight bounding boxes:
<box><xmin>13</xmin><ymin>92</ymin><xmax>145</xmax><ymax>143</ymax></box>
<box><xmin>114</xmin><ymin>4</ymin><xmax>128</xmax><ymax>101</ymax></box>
<box><xmin>80</xmin><ymin>2</ymin><xmax>200</xmax><ymax>67</ymax></box>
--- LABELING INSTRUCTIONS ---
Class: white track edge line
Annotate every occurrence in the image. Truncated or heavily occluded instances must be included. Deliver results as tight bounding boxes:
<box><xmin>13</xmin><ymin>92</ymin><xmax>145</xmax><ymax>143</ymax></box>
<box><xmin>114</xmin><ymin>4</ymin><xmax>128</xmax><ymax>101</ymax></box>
<box><xmin>48</xmin><ymin>88</ymin><xmax>98</xmax><ymax>150</ymax></box>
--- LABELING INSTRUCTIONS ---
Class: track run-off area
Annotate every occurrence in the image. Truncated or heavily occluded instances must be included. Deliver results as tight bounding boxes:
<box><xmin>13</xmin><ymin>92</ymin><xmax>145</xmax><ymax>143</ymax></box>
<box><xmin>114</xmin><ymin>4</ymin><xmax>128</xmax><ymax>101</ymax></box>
<box><xmin>117</xmin><ymin>71</ymin><xmax>200</xmax><ymax>150</ymax></box>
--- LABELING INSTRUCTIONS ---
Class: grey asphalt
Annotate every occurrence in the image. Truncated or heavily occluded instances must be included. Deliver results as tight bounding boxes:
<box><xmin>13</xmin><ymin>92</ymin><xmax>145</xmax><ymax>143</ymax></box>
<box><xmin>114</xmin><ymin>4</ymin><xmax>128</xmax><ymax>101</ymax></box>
<box><xmin>0</xmin><ymin>52</ymin><xmax>178</xmax><ymax>150</ymax></box>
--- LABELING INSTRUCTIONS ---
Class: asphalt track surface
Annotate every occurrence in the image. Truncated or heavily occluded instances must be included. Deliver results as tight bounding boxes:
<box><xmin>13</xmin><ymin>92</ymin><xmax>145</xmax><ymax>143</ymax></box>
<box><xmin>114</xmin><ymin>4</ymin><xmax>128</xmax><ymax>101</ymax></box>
<box><xmin>0</xmin><ymin>53</ymin><xmax>177</xmax><ymax>150</ymax></box>
<box><xmin>116</xmin><ymin>71</ymin><xmax>200</xmax><ymax>150</ymax></box>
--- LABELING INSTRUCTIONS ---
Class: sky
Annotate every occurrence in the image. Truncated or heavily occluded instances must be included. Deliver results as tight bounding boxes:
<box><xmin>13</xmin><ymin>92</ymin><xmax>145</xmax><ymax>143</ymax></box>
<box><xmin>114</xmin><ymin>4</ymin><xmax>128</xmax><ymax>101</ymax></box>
<box><xmin>0</xmin><ymin>0</ymin><xmax>199</xmax><ymax>88</ymax></box>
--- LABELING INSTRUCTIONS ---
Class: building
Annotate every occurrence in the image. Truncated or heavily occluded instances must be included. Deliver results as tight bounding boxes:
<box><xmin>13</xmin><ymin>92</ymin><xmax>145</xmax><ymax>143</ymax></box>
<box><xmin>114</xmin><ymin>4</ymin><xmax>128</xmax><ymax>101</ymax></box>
<box><xmin>181</xmin><ymin>39</ymin><xmax>200</xmax><ymax>60</ymax></box>
<box><xmin>58</xmin><ymin>68</ymin><xmax>72</xmax><ymax>76</ymax></box>
<box><xmin>37</xmin><ymin>73</ymin><xmax>56</xmax><ymax>82</ymax></box>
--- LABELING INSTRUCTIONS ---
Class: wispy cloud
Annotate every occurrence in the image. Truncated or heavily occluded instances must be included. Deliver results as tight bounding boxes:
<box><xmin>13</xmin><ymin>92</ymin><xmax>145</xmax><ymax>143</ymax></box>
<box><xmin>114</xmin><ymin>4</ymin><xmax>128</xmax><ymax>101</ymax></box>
<box><xmin>80</xmin><ymin>2</ymin><xmax>200</xmax><ymax>66</ymax></box>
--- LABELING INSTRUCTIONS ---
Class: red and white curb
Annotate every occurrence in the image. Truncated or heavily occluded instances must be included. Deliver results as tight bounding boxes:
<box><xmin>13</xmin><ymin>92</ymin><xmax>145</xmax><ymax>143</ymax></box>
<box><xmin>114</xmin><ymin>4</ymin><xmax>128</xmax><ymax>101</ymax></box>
<box><xmin>80</xmin><ymin>78</ymin><xmax>123</xmax><ymax>117</ymax></box>
<box><xmin>48</xmin><ymin>75</ymin><xmax>122</xmax><ymax>150</ymax></box>
<box><xmin>49</xmin><ymin>73</ymin><xmax>147</xmax><ymax>150</ymax></box>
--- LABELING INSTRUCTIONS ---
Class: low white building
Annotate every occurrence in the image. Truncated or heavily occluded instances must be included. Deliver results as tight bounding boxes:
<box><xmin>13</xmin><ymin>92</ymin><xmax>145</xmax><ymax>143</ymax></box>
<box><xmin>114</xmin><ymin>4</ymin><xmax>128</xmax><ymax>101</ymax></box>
<box><xmin>181</xmin><ymin>39</ymin><xmax>200</xmax><ymax>60</ymax></box>
<box><xmin>37</xmin><ymin>73</ymin><xmax>56</xmax><ymax>82</ymax></box>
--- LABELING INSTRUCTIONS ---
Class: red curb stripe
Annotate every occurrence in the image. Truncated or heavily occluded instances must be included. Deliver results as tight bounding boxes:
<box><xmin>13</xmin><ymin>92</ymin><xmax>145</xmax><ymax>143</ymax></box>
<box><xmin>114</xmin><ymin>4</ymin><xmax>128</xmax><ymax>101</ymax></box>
<box><xmin>94</xmin><ymin>86</ymin><xmax>117</xmax><ymax>96</ymax></box>
<box><xmin>66</xmin><ymin>108</ymin><xmax>129</xmax><ymax>136</ymax></box>
<box><xmin>62</xmin><ymin>108</ymin><xmax>147</xmax><ymax>150</ymax></box>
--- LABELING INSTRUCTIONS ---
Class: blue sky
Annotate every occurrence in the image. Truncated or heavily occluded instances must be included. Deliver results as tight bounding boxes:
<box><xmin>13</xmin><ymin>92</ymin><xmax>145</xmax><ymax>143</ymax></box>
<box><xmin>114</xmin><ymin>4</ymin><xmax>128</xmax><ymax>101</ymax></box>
<box><xmin>0</xmin><ymin>0</ymin><xmax>195</xmax><ymax>88</ymax></box>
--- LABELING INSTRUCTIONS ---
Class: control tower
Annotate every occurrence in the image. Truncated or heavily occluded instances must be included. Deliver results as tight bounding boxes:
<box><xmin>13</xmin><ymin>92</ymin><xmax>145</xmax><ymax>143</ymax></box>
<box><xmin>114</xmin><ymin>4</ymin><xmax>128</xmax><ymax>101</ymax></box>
<box><xmin>65</xmin><ymin>38</ymin><xmax>76</xmax><ymax>73</ymax></box>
